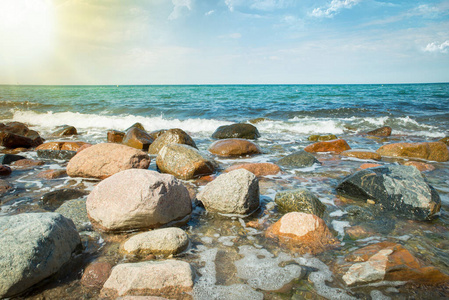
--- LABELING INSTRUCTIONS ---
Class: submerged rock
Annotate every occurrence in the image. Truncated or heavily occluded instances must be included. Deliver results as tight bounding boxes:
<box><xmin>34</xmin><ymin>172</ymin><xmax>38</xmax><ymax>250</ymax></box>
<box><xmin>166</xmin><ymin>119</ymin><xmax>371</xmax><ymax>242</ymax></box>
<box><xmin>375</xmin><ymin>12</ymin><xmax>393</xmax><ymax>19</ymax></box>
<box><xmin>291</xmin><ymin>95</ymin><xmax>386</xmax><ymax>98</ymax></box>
<box><xmin>340</xmin><ymin>150</ymin><xmax>381</xmax><ymax>160</ymax></box>
<box><xmin>37</xmin><ymin>141</ymin><xmax>90</xmax><ymax>160</ymax></box>
<box><xmin>376</xmin><ymin>141</ymin><xmax>449</xmax><ymax>162</ymax></box>
<box><xmin>275</xmin><ymin>188</ymin><xmax>326</xmax><ymax>217</ymax></box>
<box><xmin>366</xmin><ymin>126</ymin><xmax>392</xmax><ymax>137</ymax></box>
<box><xmin>149</xmin><ymin>128</ymin><xmax>197</xmax><ymax>155</ymax></box>
<box><xmin>225</xmin><ymin>162</ymin><xmax>281</xmax><ymax>177</ymax></box>
<box><xmin>277</xmin><ymin>150</ymin><xmax>320</xmax><ymax>168</ymax></box>
<box><xmin>81</xmin><ymin>261</ymin><xmax>113</xmax><ymax>288</ymax></box>
<box><xmin>304</xmin><ymin>139</ymin><xmax>351</xmax><ymax>154</ymax></box>
<box><xmin>0</xmin><ymin>179</ymin><xmax>12</xmax><ymax>194</ymax></box>
<box><xmin>336</xmin><ymin>165</ymin><xmax>441</xmax><ymax>220</ymax></box>
<box><xmin>41</xmin><ymin>188</ymin><xmax>88</xmax><ymax>210</ymax></box>
<box><xmin>403</xmin><ymin>161</ymin><xmax>435</xmax><ymax>172</ymax></box>
<box><xmin>208</xmin><ymin>138</ymin><xmax>262</xmax><ymax>157</ymax></box>
<box><xmin>55</xmin><ymin>199</ymin><xmax>91</xmax><ymax>232</ymax></box>
<box><xmin>212</xmin><ymin>123</ymin><xmax>260</xmax><ymax>139</ymax></box>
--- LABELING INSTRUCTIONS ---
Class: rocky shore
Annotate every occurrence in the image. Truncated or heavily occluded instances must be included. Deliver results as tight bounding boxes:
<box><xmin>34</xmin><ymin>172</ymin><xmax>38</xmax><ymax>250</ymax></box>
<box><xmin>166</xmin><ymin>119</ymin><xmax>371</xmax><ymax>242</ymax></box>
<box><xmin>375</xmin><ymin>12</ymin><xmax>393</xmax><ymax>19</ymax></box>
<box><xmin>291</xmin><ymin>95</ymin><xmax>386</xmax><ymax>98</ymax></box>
<box><xmin>0</xmin><ymin>121</ymin><xmax>448</xmax><ymax>299</ymax></box>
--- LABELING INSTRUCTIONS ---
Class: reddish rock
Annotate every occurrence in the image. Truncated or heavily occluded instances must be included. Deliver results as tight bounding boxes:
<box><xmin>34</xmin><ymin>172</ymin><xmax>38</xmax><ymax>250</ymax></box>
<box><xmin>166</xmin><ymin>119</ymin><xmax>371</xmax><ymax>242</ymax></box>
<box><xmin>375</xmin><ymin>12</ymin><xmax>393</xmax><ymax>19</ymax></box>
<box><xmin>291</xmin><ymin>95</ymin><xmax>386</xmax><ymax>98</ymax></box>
<box><xmin>11</xmin><ymin>159</ymin><xmax>45</xmax><ymax>169</ymax></box>
<box><xmin>37</xmin><ymin>169</ymin><xmax>67</xmax><ymax>179</ymax></box>
<box><xmin>76</xmin><ymin>143</ymin><xmax>92</xmax><ymax>153</ymax></box>
<box><xmin>403</xmin><ymin>161</ymin><xmax>436</xmax><ymax>172</ymax></box>
<box><xmin>266</xmin><ymin>212</ymin><xmax>339</xmax><ymax>254</ymax></box>
<box><xmin>36</xmin><ymin>141</ymin><xmax>89</xmax><ymax>152</ymax></box>
<box><xmin>366</xmin><ymin>126</ymin><xmax>392</xmax><ymax>137</ymax></box>
<box><xmin>225</xmin><ymin>162</ymin><xmax>281</xmax><ymax>177</ymax></box>
<box><xmin>376</xmin><ymin>142</ymin><xmax>449</xmax><ymax>162</ymax></box>
<box><xmin>208</xmin><ymin>138</ymin><xmax>262</xmax><ymax>157</ymax></box>
<box><xmin>81</xmin><ymin>261</ymin><xmax>113</xmax><ymax>288</ymax></box>
<box><xmin>359</xmin><ymin>163</ymin><xmax>382</xmax><ymax>170</ymax></box>
<box><xmin>340</xmin><ymin>150</ymin><xmax>381</xmax><ymax>160</ymax></box>
<box><xmin>122</xmin><ymin>127</ymin><xmax>154</xmax><ymax>151</ymax></box>
<box><xmin>0</xmin><ymin>122</ymin><xmax>43</xmax><ymax>148</ymax></box>
<box><xmin>0</xmin><ymin>165</ymin><xmax>12</xmax><ymax>176</ymax></box>
<box><xmin>107</xmin><ymin>130</ymin><xmax>125</xmax><ymax>143</ymax></box>
<box><xmin>304</xmin><ymin>139</ymin><xmax>351</xmax><ymax>154</ymax></box>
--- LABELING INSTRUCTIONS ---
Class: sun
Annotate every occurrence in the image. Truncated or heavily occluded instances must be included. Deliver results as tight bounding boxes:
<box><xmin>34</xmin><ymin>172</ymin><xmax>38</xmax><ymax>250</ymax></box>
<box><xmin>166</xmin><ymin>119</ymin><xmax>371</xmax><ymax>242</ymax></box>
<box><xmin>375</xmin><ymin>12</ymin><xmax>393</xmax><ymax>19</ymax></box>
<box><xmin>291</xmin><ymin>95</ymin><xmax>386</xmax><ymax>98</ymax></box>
<box><xmin>0</xmin><ymin>0</ymin><xmax>54</xmax><ymax>67</ymax></box>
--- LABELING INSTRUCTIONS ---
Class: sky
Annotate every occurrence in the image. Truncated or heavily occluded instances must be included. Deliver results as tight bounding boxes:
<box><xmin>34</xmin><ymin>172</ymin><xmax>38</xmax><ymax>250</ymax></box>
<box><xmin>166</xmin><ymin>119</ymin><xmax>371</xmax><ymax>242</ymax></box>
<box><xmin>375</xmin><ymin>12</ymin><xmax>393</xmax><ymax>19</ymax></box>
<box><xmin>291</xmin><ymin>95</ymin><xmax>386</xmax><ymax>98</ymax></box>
<box><xmin>0</xmin><ymin>0</ymin><xmax>448</xmax><ymax>85</ymax></box>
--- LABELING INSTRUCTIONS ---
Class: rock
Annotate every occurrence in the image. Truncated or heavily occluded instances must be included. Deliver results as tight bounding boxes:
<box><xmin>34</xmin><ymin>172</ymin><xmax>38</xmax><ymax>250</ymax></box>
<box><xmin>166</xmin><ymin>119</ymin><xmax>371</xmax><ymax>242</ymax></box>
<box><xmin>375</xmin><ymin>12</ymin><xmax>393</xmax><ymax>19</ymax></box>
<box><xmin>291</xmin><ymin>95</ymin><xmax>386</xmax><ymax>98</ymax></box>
<box><xmin>336</xmin><ymin>165</ymin><xmax>441</xmax><ymax>220</ymax></box>
<box><xmin>149</xmin><ymin>129</ymin><xmax>168</xmax><ymax>140</ymax></box>
<box><xmin>308</xmin><ymin>134</ymin><xmax>337</xmax><ymax>142</ymax></box>
<box><xmin>208</xmin><ymin>138</ymin><xmax>262</xmax><ymax>157</ymax></box>
<box><xmin>0</xmin><ymin>179</ymin><xmax>12</xmax><ymax>194</ymax></box>
<box><xmin>274</xmin><ymin>189</ymin><xmax>326</xmax><ymax>217</ymax></box>
<box><xmin>0</xmin><ymin>165</ymin><xmax>12</xmax><ymax>176</ymax></box>
<box><xmin>439</xmin><ymin>136</ymin><xmax>449</xmax><ymax>146</ymax></box>
<box><xmin>55</xmin><ymin>198</ymin><xmax>91</xmax><ymax>231</ymax></box>
<box><xmin>100</xmin><ymin>260</ymin><xmax>195</xmax><ymax>299</ymax></box>
<box><xmin>403</xmin><ymin>161</ymin><xmax>435</xmax><ymax>172</ymax></box>
<box><xmin>248</xmin><ymin>117</ymin><xmax>267</xmax><ymax>124</ymax></box>
<box><xmin>225</xmin><ymin>162</ymin><xmax>281</xmax><ymax>177</ymax></box>
<box><xmin>126</xmin><ymin>122</ymin><xmax>146</xmax><ymax>131</ymax></box>
<box><xmin>156</xmin><ymin>144</ymin><xmax>215</xmax><ymax>180</ymax></box>
<box><xmin>212</xmin><ymin>123</ymin><xmax>260</xmax><ymax>140</ymax></box>
<box><xmin>266</xmin><ymin>212</ymin><xmax>339</xmax><ymax>254</ymax></box>
<box><xmin>196</xmin><ymin>169</ymin><xmax>259</xmax><ymax>215</ymax></box>
<box><xmin>41</xmin><ymin>188</ymin><xmax>89</xmax><ymax>210</ymax></box>
<box><xmin>11</xmin><ymin>159</ymin><xmax>45</xmax><ymax>169</ymax></box>
<box><xmin>359</xmin><ymin>163</ymin><xmax>382</xmax><ymax>170</ymax></box>
<box><xmin>340</xmin><ymin>150</ymin><xmax>381</xmax><ymax>160</ymax></box>
<box><xmin>0</xmin><ymin>122</ymin><xmax>43</xmax><ymax>148</ymax></box>
<box><xmin>53</xmin><ymin>125</ymin><xmax>77</xmax><ymax>136</ymax></box>
<box><xmin>108</xmin><ymin>130</ymin><xmax>126</xmax><ymax>143</ymax></box>
<box><xmin>37</xmin><ymin>169</ymin><xmax>67</xmax><ymax>179</ymax></box>
<box><xmin>277</xmin><ymin>150</ymin><xmax>320</xmax><ymax>168</ymax></box>
<box><xmin>81</xmin><ymin>261</ymin><xmax>113</xmax><ymax>288</ymax></box>
<box><xmin>87</xmin><ymin>169</ymin><xmax>191</xmax><ymax>232</ymax></box>
<box><xmin>0</xmin><ymin>212</ymin><xmax>81</xmax><ymax>298</ymax></box>
<box><xmin>376</xmin><ymin>142</ymin><xmax>449</xmax><ymax>162</ymax></box>
<box><xmin>122</xmin><ymin>127</ymin><xmax>154</xmax><ymax>151</ymax></box>
<box><xmin>36</xmin><ymin>141</ymin><xmax>90</xmax><ymax>160</ymax></box>
<box><xmin>0</xmin><ymin>154</ymin><xmax>27</xmax><ymax>164</ymax></box>
<box><xmin>304</xmin><ymin>139</ymin><xmax>351</xmax><ymax>154</ymax></box>
<box><xmin>67</xmin><ymin>143</ymin><xmax>150</xmax><ymax>179</ymax></box>
<box><xmin>122</xmin><ymin>227</ymin><xmax>189</xmax><ymax>256</ymax></box>
<box><xmin>366</xmin><ymin>126</ymin><xmax>392</xmax><ymax>137</ymax></box>
<box><xmin>339</xmin><ymin>242</ymin><xmax>449</xmax><ymax>286</ymax></box>
<box><xmin>149</xmin><ymin>128</ymin><xmax>197</xmax><ymax>155</ymax></box>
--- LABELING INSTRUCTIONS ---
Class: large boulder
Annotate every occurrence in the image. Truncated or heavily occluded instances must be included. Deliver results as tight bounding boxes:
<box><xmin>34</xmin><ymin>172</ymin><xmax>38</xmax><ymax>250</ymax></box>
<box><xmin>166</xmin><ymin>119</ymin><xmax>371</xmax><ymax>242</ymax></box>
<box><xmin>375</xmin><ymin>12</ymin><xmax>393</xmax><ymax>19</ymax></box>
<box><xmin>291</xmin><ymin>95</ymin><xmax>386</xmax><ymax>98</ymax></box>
<box><xmin>149</xmin><ymin>128</ymin><xmax>197</xmax><ymax>155</ymax></box>
<box><xmin>208</xmin><ymin>138</ymin><xmax>262</xmax><ymax>157</ymax></box>
<box><xmin>36</xmin><ymin>141</ymin><xmax>90</xmax><ymax>160</ymax></box>
<box><xmin>376</xmin><ymin>141</ymin><xmax>449</xmax><ymax>162</ymax></box>
<box><xmin>196</xmin><ymin>169</ymin><xmax>259</xmax><ymax>215</ymax></box>
<box><xmin>336</xmin><ymin>165</ymin><xmax>441</xmax><ymax>220</ymax></box>
<box><xmin>122</xmin><ymin>127</ymin><xmax>154</xmax><ymax>151</ymax></box>
<box><xmin>87</xmin><ymin>169</ymin><xmax>191</xmax><ymax>232</ymax></box>
<box><xmin>212</xmin><ymin>123</ymin><xmax>260</xmax><ymax>140</ymax></box>
<box><xmin>101</xmin><ymin>260</ymin><xmax>195</xmax><ymax>299</ymax></box>
<box><xmin>0</xmin><ymin>213</ymin><xmax>81</xmax><ymax>298</ymax></box>
<box><xmin>156</xmin><ymin>144</ymin><xmax>215</xmax><ymax>180</ymax></box>
<box><xmin>275</xmin><ymin>189</ymin><xmax>326</xmax><ymax>217</ymax></box>
<box><xmin>225</xmin><ymin>162</ymin><xmax>281</xmax><ymax>177</ymax></box>
<box><xmin>67</xmin><ymin>143</ymin><xmax>150</xmax><ymax>179</ymax></box>
<box><xmin>304</xmin><ymin>139</ymin><xmax>351</xmax><ymax>154</ymax></box>
<box><xmin>277</xmin><ymin>150</ymin><xmax>320</xmax><ymax>168</ymax></box>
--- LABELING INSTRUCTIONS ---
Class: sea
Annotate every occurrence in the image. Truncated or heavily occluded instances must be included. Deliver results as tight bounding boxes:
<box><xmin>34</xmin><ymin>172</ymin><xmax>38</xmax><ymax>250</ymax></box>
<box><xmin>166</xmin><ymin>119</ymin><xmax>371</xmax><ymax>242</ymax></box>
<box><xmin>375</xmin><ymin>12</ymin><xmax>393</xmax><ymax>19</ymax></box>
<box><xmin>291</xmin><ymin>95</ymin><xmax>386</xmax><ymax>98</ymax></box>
<box><xmin>0</xmin><ymin>83</ymin><xmax>448</xmax><ymax>299</ymax></box>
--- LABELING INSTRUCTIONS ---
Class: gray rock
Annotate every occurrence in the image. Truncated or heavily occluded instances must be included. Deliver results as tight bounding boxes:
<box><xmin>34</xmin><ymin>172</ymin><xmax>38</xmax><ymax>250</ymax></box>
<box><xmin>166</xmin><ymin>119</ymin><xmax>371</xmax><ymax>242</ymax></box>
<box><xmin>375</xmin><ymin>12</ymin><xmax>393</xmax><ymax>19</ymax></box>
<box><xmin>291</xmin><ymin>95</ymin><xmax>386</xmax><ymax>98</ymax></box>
<box><xmin>277</xmin><ymin>150</ymin><xmax>320</xmax><ymax>168</ymax></box>
<box><xmin>0</xmin><ymin>154</ymin><xmax>26</xmax><ymax>165</ymax></box>
<box><xmin>55</xmin><ymin>199</ymin><xmax>92</xmax><ymax>231</ymax></box>
<box><xmin>337</xmin><ymin>165</ymin><xmax>441</xmax><ymax>220</ymax></box>
<box><xmin>212</xmin><ymin>123</ymin><xmax>260</xmax><ymax>140</ymax></box>
<box><xmin>0</xmin><ymin>212</ymin><xmax>81</xmax><ymax>298</ymax></box>
<box><xmin>197</xmin><ymin>169</ymin><xmax>260</xmax><ymax>215</ymax></box>
<box><xmin>37</xmin><ymin>149</ymin><xmax>77</xmax><ymax>160</ymax></box>
<box><xmin>275</xmin><ymin>188</ymin><xmax>326</xmax><ymax>217</ymax></box>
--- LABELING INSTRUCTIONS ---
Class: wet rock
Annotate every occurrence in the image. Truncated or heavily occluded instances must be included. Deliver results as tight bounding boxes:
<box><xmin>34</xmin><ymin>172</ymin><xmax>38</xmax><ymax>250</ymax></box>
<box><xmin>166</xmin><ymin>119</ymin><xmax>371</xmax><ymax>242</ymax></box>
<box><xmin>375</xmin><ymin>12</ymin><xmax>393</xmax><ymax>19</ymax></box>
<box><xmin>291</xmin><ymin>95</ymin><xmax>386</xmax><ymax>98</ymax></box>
<box><xmin>0</xmin><ymin>165</ymin><xmax>12</xmax><ymax>176</ymax></box>
<box><xmin>208</xmin><ymin>138</ymin><xmax>262</xmax><ymax>157</ymax></box>
<box><xmin>340</xmin><ymin>150</ymin><xmax>381</xmax><ymax>160</ymax></box>
<box><xmin>67</xmin><ymin>143</ymin><xmax>150</xmax><ymax>179</ymax></box>
<box><xmin>149</xmin><ymin>128</ymin><xmax>197</xmax><ymax>155</ymax></box>
<box><xmin>126</xmin><ymin>122</ymin><xmax>146</xmax><ymax>131</ymax></box>
<box><xmin>122</xmin><ymin>227</ymin><xmax>189</xmax><ymax>256</ymax></box>
<box><xmin>156</xmin><ymin>144</ymin><xmax>215</xmax><ymax>180</ymax></box>
<box><xmin>275</xmin><ymin>188</ymin><xmax>326</xmax><ymax>217</ymax></box>
<box><xmin>345</xmin><ymin>225</ymin><xmax>375</xmax><ymax>240</ymax></box>
<box><xmin>122</xmin><ymin>127</ymin><xmax>154</xmax><ymax>151</ymax></box>
<box><xmin>53</xmin><ymin>125</ymin><xmax>77</xmax><ymax>136</ymax></box>
<box><xmin>359</xmin><ymin>163</ymin><xmax>382</xmax><ymax>170</ymax></box>
<box><xmin>366</xmin><ymin>126</ymin><xmax>392</xmax><ymax>137</ymax></box>
<box><xmin>277</xmin><ymin>150</ymin><xmax>320</xmax><ymax>168</ymax></box>
<box><xmin>0</xmin><ymin>212</ymin><xmax>81</xmax><ymax>298</ymax></box>
<box><xmin>0</xmin><ymin>154</ymin><xmax>26</xmax><ymax>164</ymax></box>
<box><xmin>225</xmin><ymin>162</ymin><xmax>281</xmax><ymax>177</ymax></box>
<box><xmin>36</xmin><ymin>141</ymin><xmax>90</xmax><ymax>160</ymax></box>
<box><xmin>248</xmin><ymin>117</ymin><xmax>267</xmax><ymax>124</ymax></box>
<box><xmin>37</xmin><ymin>169</ymin><xmax>67</xmax><ymax>179</ymax></box>
<box><xmin>403</xmin><ymin>161</ymin><xmax>435</xmax><ymax>172</ymax></box>
<box><xmin>107</xmin><ymin>130</ymin><xmax>125</xmax><ymax>143</ymax></box>
<box><xmin>41</xmin><ymin>188</ymin><xmax>89</xmax><ymax>210</ymax></box>
<box><xmin>81</xmin><ymin>261</ymin><xmax>113</xmax><ymax>288</ymax></box>
<box><xmin>100</xmin><ymin>260</ymin><xmax>195</xmax><ymax>299</ymax></box>
<box><xmin>196</xmin><ymin>169</ymin><xmax>259</xmax><ymax>215</ymax></box>
<box><xmin>55</xmin><ymin>199</ymin><xmax>91</xmax><ymax>231</ymax></box>
<box><xmin>304</xmin><ymin>139</ymin><xmax>351</xmax><ymax>154</ymax></box>
<box><xmin>212</xmin><ymin>123</ymin><xmax>260</xmax><ymax>140</ymax></box>
<box><xmin>87</xmin><ymin>169</ymin><xmax>191</xmax><ymax>232</ymax></box>
<box><xmin>308</xmin><ymin>134</ymin><xmax>337</xmax><ymax>142</ymax></box>
<box><xmin>11</xmin><ymin>159</ymin><xmax>45</xmax><ymax>169</ymax></box>
<box><xmin>0</xmin><ymin>179</ymin><xmax>12</xmax><ymax>194</ymax></box>
<box><xmin>376</xmin><ymin>141</ymin><xmax>449</xmax><ymax>162</ymax></box>
<box><xmin>0</xmin><ymin>122</ymin><xmax>43</xmax><ymax>148</ymax></box>
<box><xmin>336</xmin><ymin>165</ymin><xmax>441</xmax><ymax>220</ymax></box>
<box><xmin>339</xmin><ymin>242</ymin><xmax>449</xmax><ymax>286</ymax></box>
<box><xmin>266</xmin><ymin>212</ymin><xmax>339</xmax><ymax>254</ymax></box>
<box><xmin>439</xmin><ymin>136</ymin><xmax>449</xmax><ymax>146</ymax></box>
<box><xmin>149</xmin><ymin>129</ymin><xmax>168</xmax><ymax>140</ymax></box>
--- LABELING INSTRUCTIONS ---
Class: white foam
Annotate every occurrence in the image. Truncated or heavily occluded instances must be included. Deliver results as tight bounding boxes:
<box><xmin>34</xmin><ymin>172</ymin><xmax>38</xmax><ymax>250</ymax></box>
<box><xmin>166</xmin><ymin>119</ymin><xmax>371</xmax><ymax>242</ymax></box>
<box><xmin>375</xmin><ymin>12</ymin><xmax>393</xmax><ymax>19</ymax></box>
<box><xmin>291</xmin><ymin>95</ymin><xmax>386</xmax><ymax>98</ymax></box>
<box><xmin>332</xmin><ymin>220</ymin><xmax>351</xmax><ymax>240</ymax></box>
<box><xmin>330</xmin><ymin>210</ymin><xmax>347</xmax><ymax>217</ymax></box>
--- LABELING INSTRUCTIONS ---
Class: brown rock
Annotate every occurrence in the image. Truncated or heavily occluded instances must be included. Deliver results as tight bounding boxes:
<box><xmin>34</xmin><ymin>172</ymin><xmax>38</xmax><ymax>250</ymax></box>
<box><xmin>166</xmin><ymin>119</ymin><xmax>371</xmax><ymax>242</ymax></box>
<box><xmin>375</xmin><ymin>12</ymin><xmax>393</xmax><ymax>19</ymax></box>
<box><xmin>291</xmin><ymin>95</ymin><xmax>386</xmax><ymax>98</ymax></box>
<box><xmin>208</xmin><ymin>138</ymin><xmax>262</xmax><ymax>157</ymax></box>
<box><xmin>76</xmin><ymin>143</ymin><xmax>92</xmax><ymax>153</ymax></box>
<box><xmin>53</xmin><ymin>125</ymin><xmax>77</xmax><ymax>136</ymax></box>
<box><xmin>266</xmin><ymin>212</ymin><xmax>339</xmax><ymax>254</ymax></box>
<box><xmin>403</xmin><ymin>161</ymin><xmax>435</xmax><ymax>172</ymax></box>
<box><xmin>340</xmin><ymin>150</ymin><xmax>381</xmax><ymax>160</ymax></box>
<box><xmin>36</xmin><ymin>141</ymin><xmax>88</xmax><ymax>152</ymax></box>
<box><xmin>0</xmin><ymin>122</ymin><xmax>43</xmax><ymax>148</ymax></box>
<box><xmin>122</xmin><ymin>127</ymin><xmax>154</xmax><ymax>151</ymax></box>
<box><xmin>0</xmin><ymin>165</ymin><xmax>12</xmax><ymax>176</ymax></box>
<box><xmin>11</xmin><ymin>159</ymin><xmax>45</xmax><ymax>169</ymax></box>
<box><xmin>366</xmin><ymin>126</ymin><xmax>392</xmax><ymax>137</ymax></box>
<box><xmin>439</xmin><ymin>136</ymin><xmax>449</xmax><ymax>146</ymax></box>
<box><xmin>0</xmin><ymin>179</ymin><xmax>12</xmax><ymax>194</ymax></box>
<box><xmin>359</xmin><ymin>163</ymin><xmax>382</xmax><ymax>170</ymax></box>
<box><xmin>308</xmin><ymin>134</ymin><xmax>338</xmax><ymax>142</ymax></box>
<box><xmin>376</xmin><ymin>142</ymin><xmax>449</xmax><ymax>162</ymax></box>
<box><xmin>304</xmin><ymin>139</ymin><xmax>351</xmax><ymax>154</ymax></box>
<box><xmin>345</xmin><ymin>225</ymin><xmax>375</xmax><ymax>240</ymax></box>
<box><xmin>37</xmin><ymin>169</ymin><xmax>67</xmax><ymax>179</ymax></box>
<box><xmin>107</xmin><ymin>130</ymin><xmax>125</xmax><ymax>143</ymax></box>
<box><xmin>225</xmin><ymin>162</ymin><xmax>281</xmax><ymax>177</ymax></box>
<box><xmin>81</xmin><ymin>261</ymin><xmax>113</xmax><ymax>288</ymax></box>
<box><xmin>148</xmin><ymin>128</ymin><xmax>197</xmax><ymax>155</ymax></box>
<box><xmin>149</xmin><ymin>129</ymin><xmax>168</xmax><ymax>140</ymax></box>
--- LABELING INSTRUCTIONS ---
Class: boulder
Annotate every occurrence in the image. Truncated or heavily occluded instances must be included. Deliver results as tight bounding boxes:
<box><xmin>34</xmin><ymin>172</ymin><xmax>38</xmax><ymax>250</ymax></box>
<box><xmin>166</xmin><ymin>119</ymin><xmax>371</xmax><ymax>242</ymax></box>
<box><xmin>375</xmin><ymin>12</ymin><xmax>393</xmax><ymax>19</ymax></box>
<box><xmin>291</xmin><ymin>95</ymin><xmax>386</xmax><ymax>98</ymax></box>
<box><xmin>37</xmin><ymin>169</ymin><xmax>67</xmax><ymax>179</ymax></box>
<box><xmin>336</xmin><ymin>165</ymin><xmax>441</xmax><ymax>220</ymax></box>
<box><xmin>0</xmin><ymin>154</ymin><xmax>26</xmax><ymax>165</ymax></box>
<box><xmin>87</xmin><ymin>169</ymin><xmax>191</xmax><ymax>232</ymax></box>
<box><xmin>0</xmin><ymin>213</ymin><xmax>81</xmax><ymax>298</ymax></box>
<box><xmin>122</xmin><ymin>227</ymin><xmax>189</xmax><ymax>256</ymax></box>
<box><xmin>81</xmin><ymin>261</ymin><xmax>113</xmax><ymax>288</ymax></box>
<box><xmin>156</xmin><ymin>144</ymin><xmax>215</xmax><ymax>180</ymax></box>
<box><xmin>277</xmin><ymin>150</ymin><xmax>320</xmax><ymax>168</ymax></box>
<box><xmin>340</xmin><ymin>150</ymin><xmax>381</xmax><ymax>160</ymax></box>
<box><xmin>308</xmin><ymin>134</ymin><xmax>337</xmax><ymax>142</ymax></box>
<box><xmin>53</xmin><ymin>125</ymin><xmax>77</xmax><ymax>136</ymax></box>
<box><xmin>225</xmin><ymin>162</ymin><xmax>281</xmax><ymax>177</ymax></box>
<box><xmin>275</xmin><ymin>189</ymin><xmax>326</xmax><ymax>217</ymax></box>
<box><xmin>376</xmin><ymin>142</ymin><xmax>449</xmax><ymax>162</ymax></box>
<box><xmin>304</xmin><ymin>139</ymin><xmax>351</xmax><ymax>154</ymax></box>
<box><xmin>67</xmin><ymin>143</ymin><xmax>150</xmax><ymax>179</ymax></box>
<box><xmin>100</xmin><ymin>260</ymin><xmax>195</xmax><ymax>299</ymax></box>
<box><xmin>41</xmin><ymin>188</ymin><xmax>89</xmax><ymax>210</ymax></box>
<box><xmin>149</xmin><ymin>128</ymin><xmax>197</xmax><ymax>155</ymax></box>
<box><xmin>0</xmin><ymin>122</ymin><xmax>43</xmax><ymax>148</ymax></box>
<box><xmin>212</xmin><ymin>123</ymin><xmax>260</xmax><ymax>140</ymax></box>
<box><xmin>196</xmin><ymin>169</ymin><xmax>259</xmax><ymax>215</ymax></box>
<box><xmin>366</xmin><ymin>126</ymin><xmax>392</xmax><ymax>137</ymax></box>
<box><xmin>36</xmin><ymin>141</ymin><xmax>90</xmax><ymax>160</ymax></box>
<box><xmin>122</xmin><ymin>127</ymin><xmax>154</xmax><ymax>151</ymax></box>
<box><xmin>107</xmin><ymin>130</ymin><xmax>125</xmax><ymax>143</ymax></box>
<box><xmin>266</xmin><ymin>212</ymin><xmax>339</xmax><ymax>254</ymax></box>
<box><xmin>0</xmin><ymin>165</ymin><xmax>12</xmax><ymax>176</ymax></box>
<box><xmin>403</xmin><ymin>161</ymin><xmax>435</xmax><ymax>172</ymax></box>
<box><xmin>208</xmin><ymin>138</ymin><xmax>262</xmax><ymax>157</ymax></box>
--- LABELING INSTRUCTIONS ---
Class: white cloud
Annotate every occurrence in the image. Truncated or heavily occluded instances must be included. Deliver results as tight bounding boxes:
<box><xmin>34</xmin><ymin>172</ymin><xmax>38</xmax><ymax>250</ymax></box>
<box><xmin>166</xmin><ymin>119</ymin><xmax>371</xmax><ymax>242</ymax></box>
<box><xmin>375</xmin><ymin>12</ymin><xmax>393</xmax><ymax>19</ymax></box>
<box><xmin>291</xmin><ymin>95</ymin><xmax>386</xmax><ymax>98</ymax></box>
<box><xmin>205</xmin><ymin>10</ymin><xmax>215</xmax><ymax>16</ymax></box>
<box><xmin>424</xmin><ymin>40</ymin><xmax>449</xmax><ymax>54</ymax></box>
<box><xmin>168</xmin><ymin>0</ymin><xmax>192</xmax><ymax>20</ymax></box>
<box><xmin>310</xmin><ymin>0</ymin><xmax>361</xmax><ymax>18</ymax></box>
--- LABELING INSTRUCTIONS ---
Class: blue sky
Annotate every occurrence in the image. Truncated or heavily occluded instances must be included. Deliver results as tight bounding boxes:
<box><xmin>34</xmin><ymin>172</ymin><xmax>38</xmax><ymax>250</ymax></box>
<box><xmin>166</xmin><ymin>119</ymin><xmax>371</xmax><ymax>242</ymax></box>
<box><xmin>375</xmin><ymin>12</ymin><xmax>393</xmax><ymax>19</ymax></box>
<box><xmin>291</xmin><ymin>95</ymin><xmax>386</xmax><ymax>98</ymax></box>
<box><xmin>1</xmin><ymin>0</ymin><xmax>448</xmax><ymax>84</ymax></box>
